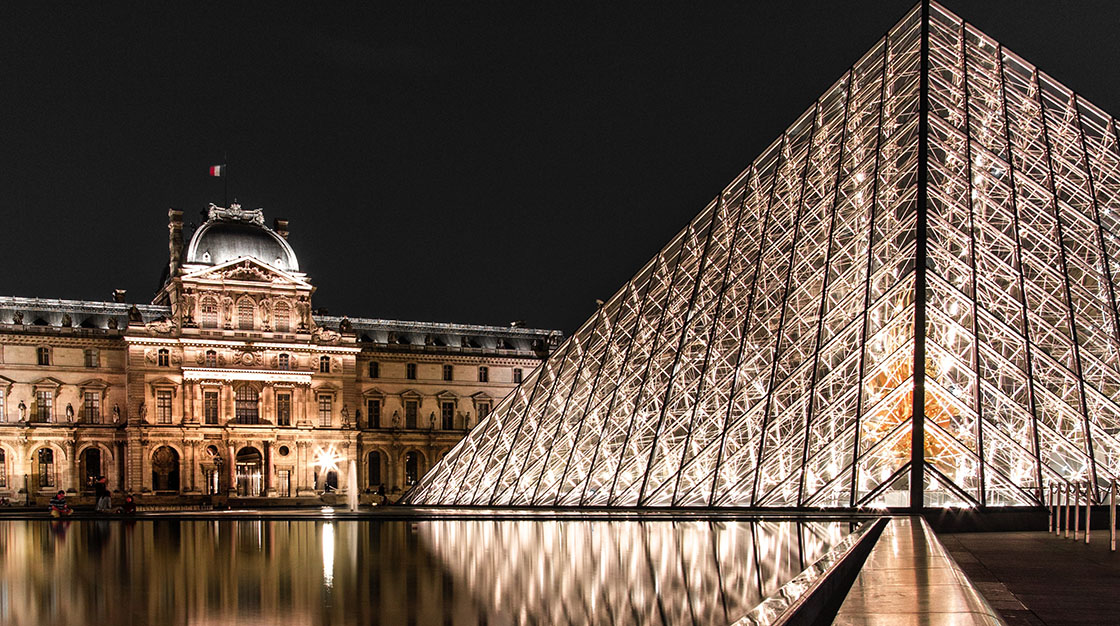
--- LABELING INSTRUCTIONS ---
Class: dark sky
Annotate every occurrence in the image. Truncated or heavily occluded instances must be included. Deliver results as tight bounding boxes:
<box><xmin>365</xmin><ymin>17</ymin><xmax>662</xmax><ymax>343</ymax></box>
<box><xmin>3</xmin><ymin>2</ymin><xmax>1119</xmax><ymax>333</ymax></box>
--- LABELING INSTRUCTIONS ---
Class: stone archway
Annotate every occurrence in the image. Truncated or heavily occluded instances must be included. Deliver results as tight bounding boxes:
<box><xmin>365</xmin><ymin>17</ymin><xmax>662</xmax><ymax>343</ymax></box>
<box><xmin>235</xmin><ymin>446</ymin><xmax>263</xmax><ymax>497</ymax></box>
<box><xmin>79</xmin><ymin>447</ymin><xmax>102</xmax><ymax>492</ymax></box>
<box><xmin>151</xmin><ymin>446</ymin><xmax>180</xmax><ymax>492</ymax></box>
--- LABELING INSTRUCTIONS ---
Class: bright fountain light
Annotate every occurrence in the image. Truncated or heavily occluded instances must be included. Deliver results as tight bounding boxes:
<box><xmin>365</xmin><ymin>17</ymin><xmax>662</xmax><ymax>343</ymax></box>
<box><xmin>314</xmin><ymin>445</ymin><xmax>342</xmax><ymax>474</ymax></box>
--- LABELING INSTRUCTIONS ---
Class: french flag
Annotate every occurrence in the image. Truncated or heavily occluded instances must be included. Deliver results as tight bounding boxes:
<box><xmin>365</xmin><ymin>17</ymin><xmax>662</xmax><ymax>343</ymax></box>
<box><xmin>209</xmin><ymin>165</ymin><xmax>224</xmax><ymax>177</ymax></box>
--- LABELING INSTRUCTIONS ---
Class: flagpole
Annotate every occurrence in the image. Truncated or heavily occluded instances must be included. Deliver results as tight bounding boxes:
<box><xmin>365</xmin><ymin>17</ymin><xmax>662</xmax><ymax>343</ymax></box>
<box><xmin>223</xmin><ymin>151</ymin><xmax>229</xmax><ymax>207</ymax></box>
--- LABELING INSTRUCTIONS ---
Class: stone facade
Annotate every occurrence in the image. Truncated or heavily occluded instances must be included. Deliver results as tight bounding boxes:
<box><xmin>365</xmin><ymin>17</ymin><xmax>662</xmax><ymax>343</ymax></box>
<box><xmin>0</xmin><ymin>204</ymin><xmax>560</xmax><ymax>505</ymax></box>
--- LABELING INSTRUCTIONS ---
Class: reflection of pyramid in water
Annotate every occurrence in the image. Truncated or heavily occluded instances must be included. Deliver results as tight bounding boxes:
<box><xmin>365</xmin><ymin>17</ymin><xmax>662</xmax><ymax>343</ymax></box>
<box><xmin>407</xmin><ymin>1</ymin><xmax>1120</xmax><ymax>508</ymax></box>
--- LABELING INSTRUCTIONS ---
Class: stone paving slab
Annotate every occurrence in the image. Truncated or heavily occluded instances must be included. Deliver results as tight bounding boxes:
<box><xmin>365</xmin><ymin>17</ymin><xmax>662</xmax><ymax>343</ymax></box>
<box><xmin>940</xmin><ymin>530</ymin><xmax>1120</xmax><ymax>626</ymax></box>
<box><xmin>835</xmin><ymin>516</ymin><xmax>1004</xmax><ymax>625</ymax></box>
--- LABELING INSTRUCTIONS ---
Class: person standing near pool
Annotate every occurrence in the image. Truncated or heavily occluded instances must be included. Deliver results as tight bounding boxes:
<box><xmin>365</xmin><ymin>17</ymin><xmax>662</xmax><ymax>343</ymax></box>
<box><xmin>94</xmin><ymin>476</ymin><xmax>111</xmax><ymax>512</ymax></box>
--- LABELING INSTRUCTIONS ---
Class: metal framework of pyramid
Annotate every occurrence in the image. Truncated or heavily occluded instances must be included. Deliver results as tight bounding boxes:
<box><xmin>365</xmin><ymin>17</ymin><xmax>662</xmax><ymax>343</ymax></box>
<box><xmin>406</xmin><ymin>1</ymin><xmax>1120</xmax><ymax>509</ymax></box>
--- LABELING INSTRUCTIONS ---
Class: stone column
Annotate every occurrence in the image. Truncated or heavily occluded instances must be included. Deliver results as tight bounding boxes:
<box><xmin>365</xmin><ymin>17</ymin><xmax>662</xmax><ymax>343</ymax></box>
<box><xmin>66</xmin><ymin>440</ymin><xmax>77</xmax><ymax>494</ymax></box>
<box><xmin>228</xmin><ymin>443</ymin><xmax>237</xmax><ymax>496</ymax></box>
<box><xmin>265</xmin><ymin>441</ymin><xmax>275</xmax><ymax>496</ymax></box>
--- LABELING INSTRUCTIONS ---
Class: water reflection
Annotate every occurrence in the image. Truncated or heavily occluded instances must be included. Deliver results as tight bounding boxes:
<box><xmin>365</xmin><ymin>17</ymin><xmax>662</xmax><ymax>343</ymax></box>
<box><xmin>0</xmin><ymin>518</ymin><xmax>848</xmax><ymax>625</ymax></box>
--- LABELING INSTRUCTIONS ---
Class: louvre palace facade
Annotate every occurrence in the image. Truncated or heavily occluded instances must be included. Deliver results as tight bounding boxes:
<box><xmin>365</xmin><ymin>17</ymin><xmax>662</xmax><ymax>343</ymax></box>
<box><xmin>0</xmin><ymin>204</ymin><xmax>561</xmax><ymax>505</ymax></box>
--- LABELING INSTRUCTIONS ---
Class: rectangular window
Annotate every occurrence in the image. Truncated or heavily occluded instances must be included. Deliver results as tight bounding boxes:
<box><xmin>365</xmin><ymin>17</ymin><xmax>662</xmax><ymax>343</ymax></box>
<box><xmin>406</xmin><ymin>363</ymin><xmax>417</xmax><ymax>380</ymax></box>
<box><xmin>513</xmin><ymin>368</ymin><xmax>523</xmax><ymax>383</ymax></box>
<box><xmin>277</xmin><ymin>392</ymin><xmax>291</xmax><ymax>426</ymax></box>
<box><xmin>277</xmin><ymin>469</ymin><xmax>291</xmax><ymax>497</ymax></box>
<box><xmin>478</xmin><ymin>402</ymin><xmax>491</xmax><ymax>421</ymax></box>
<box><xmin>0</xmin><ymin>390</ymin><xmax>5</xmax><ymax>423</ymax></box>
<box><xmin>405</xmin><ymin>400</ymin><xmax>418</xmax><ymax>429</ymax></box>
<box><xmin>204</xmin><ymin>391</ymin><xmax>219</xmax><ymax>425</ymax></box>
<box><xmin>36</xmin><ymin>390</ymin><xmax>52</xmax><ymax>422</ymax></box>
<box><xmin>441</xmin><ymin>401</ymin><xmax>454</xmax><ymax>430</ymax></box>
<box><xmin>84</xmin><ymin>349</ymin><xmax>99</xmax><ymax>368</ymax></box>
<box><xmin>318</xmin><ymin>395</ymin><xmax>332</xmax><ymax>427</ymax></box>
<box><xmin>368</xmin><ymin>361</ymin><xmax>379</xmax><ymax>378</ymax></box>
<box><xmin>367</xmin><ymin>399</ymin><xmax>381</xmax><ymax>428</ymax></box>
<box><xmin>0</xmin><ymin>450</ymin><xmax>6</xmax><ymax>488</ymax></box>
<box><xmin>478</xmin><ymin>366</ymin><xmax>489</xmax><ymax>383</ymax></box>
<box><xmin>442</xmin><ymin>364</ymin><xmax>453</xmax><ymax>381</ymax></box>
<box><xmin>158</xmin><ymin>349</ymin><xmax>170</xmax><ymax>367</ymax></box>
<box><xmin>320</xmin><ymin>356</ymin><xmax>331</xmax><ymax>373</ymax></box>
<box><xmin>37</xmin><ymin>347</ymin><xmax>50</xmax><ymax>366</ymax></box>
<box><xmin>156</xmin><ymin>390</ymin><xmax>173</xmax><ymax>424</ymax></box>
<box><xmin>83</xmin><ymin>392</ymin><xmax>101</xmax><ymax>424</ymax></box>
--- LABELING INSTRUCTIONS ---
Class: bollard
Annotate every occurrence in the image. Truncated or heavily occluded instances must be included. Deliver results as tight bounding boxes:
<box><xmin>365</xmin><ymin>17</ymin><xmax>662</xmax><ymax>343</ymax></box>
<box><xmin>1065</xmin><ymin>483</ymin><xmax>1072</xmax><ymax>539</ymax></box>
<box><xmin>1074</xmin><ymin>483</ymin><xmax>1081</xmax><ymax>541</ymax></box>
<box><xmin>1111</xmin><ymin>480</ymin><xmax>1116</xmax><ymax>552</ymax></box>
<box><xmin>1086</xmin><ymin>481</ymin><xmax>1092</xmax><ymax>545</ymax></box>
<box><xmin>1050</xmin><ymin>484</ymin><xmax>1056</xmax><ymax>534</ymax></box>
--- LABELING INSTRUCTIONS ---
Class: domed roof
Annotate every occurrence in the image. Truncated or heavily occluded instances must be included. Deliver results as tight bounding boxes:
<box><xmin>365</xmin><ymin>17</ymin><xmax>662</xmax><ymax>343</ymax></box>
<box><xmin>185</xmin><ymin>204</ymin><xmax>299</xmax><ymax>271</ymax></box>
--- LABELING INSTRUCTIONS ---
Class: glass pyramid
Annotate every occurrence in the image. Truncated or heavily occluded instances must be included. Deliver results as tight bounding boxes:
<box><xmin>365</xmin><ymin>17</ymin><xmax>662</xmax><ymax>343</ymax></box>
<box><xmin>406</xmin><ymin>1</ymin><xmax>1120</xmax><ymax>509</ymax></box>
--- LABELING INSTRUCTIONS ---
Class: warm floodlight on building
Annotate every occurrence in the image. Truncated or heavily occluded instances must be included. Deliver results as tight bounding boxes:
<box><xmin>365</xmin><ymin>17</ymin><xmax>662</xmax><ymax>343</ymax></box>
<box><xmin>313</xmin><ymin>446</ymin><xmax>342</xmax><ymax>474</ymax></box>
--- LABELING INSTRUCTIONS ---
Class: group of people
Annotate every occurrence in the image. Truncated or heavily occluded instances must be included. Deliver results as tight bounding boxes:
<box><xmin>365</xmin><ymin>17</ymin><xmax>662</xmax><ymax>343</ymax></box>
<box><xmin>47</xmin><ymin>477</ymin><xmax>138</xmax><ymax>517</ymax></box>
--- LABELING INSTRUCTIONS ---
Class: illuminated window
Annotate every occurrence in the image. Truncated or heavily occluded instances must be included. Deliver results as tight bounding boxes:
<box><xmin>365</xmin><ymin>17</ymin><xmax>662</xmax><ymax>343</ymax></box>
<box><xmin>36</xmin><ymin>390</ymin><xmax>52</xmax><ymax>423</ymax></box>
<box><xmin>36</xmin><ymin>347</ymin><xmax>50</xmax><ymax>366</ymax></box>
<box><xmin>405</xmin><ymin>400</ymin><xmax>418</xmax><ymax>429</ymax></box>
<box><xmin>513</xmin><ymin>368</ymin><xmax>523</xmax><ymax>383</ymax></box>
<box><xmin>441</xmin><ymin>401</ymin><xmax>454</xmax><ymax>430</ymax></box>
<box><xmin>319</xmin><ymin>356</ymin><xmax>330</xmax><ymax>373</ymax></box>
<box><xmin>318</xmin><ymin>395</ymin><xmax>332</xmax><ymax>427</ymax></box>
<box><xmin>478</xmin><ymin>366</ymin><xmax>488</xmax><ymax>383</ymax></box>
<box><xmin>442</xmin><ymin>364</ymin><xmax>453</xmax><ymax>381</ymax></box>
<box><xmin>204</xmin><ymin>391</ymin><xmax>218</xmax><ymax>425</ymax></box>
<box><xmin>235</xmin><ymin>386</ymin><xmax>259</xmax><ymax>424</ymax></box>
<box><xmin>158</xmin><ymin>348</ymin><xmax>169</xmax><ymax>367</ymax></box>
<box><xmin>367</xmin><ymin>399</ymin><xmax>381</xmax><ymax>428</ymax></box>
<box><xmin>277</xmin><ymin>392</ymin><xmax>291</xmax><ymax>426</ymax></box>
<box><xmin>406</xmin><ymin>363</ymin><xmax>417</xmax><ymax>380</ymax></box>
<box><xmin>37</xmin><ymin>448</ymin><xmax>54</xmax><ymax>487</ymax></box>
<box><xmin>84</xmin><ymin>349</ymin><xmax>99</xmax><ymax>368</ymax></box>
<box><xmin>368</xmin><ymin>361</ymin><xmax>379</xmax><ymax>378</ymax></box>
<box><xmin>404</xmin><ymin>451</ymin><xmax>421</xmax><ymax>485</ymax></box>
<box><xmin>200</xmin><ymin>298</ymin><xmax>219</xmax><ymax>328</ymax></box>
<box><xmin>274</xmin><ymin>300</ymin><xmax>290</xmax><ymax>332</ymax></box>
<box><xmin>156</xmin><ymin>390</ymin><xmax>173</xmax><ymax>424</ymax></box>
<box><xmin>205</xmin><ymin>350</ymin><xmax>217</xmax><ymax>367</ymax></box>
<box><xmin>238</xmin><ymin>299</ymin><xmax>254</xmax><ymax>330</ymax></box>
<box><xmin>83</xmin><ymin>392</ymin><xmax>101</xmax><ymax>424</ymax></box>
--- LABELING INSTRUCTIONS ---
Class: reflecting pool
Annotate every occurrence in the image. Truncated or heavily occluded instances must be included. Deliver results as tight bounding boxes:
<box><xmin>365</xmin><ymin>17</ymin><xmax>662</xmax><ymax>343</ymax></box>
<box><xmin>0</xmin><ymin>518</ymin><xmax>851</xmax><ymax>625</ymax></box>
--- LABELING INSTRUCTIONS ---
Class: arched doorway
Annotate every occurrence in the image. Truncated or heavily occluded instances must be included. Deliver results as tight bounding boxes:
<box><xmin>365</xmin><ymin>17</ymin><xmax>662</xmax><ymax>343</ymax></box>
<box><xmin>80</xmin><ymin>447</ymin><xmax>102</xmax><ymax>492</ymax></box>
<box><xmin>235</xmin><ymin>446</ymin><xmax>263</xmax><ymax>496</ymax></box>
<box><xmin>367</xmin><ymin>451</ymin><xmax>382</xmax><ymax>488</ymax></box>
<box><xmin>35</xmin><ymin>448</ymin><xmax>56</xmax><ymax>489</ymax></box>
<box><xmin>404</xmin><ymin>451</ymin><xmax>424</xmax><ymax>486</ymax></box>
<box><xmin>152</xmin><ymin>446</ymin><xmax>180</xmax><ymax>492</ymax></box>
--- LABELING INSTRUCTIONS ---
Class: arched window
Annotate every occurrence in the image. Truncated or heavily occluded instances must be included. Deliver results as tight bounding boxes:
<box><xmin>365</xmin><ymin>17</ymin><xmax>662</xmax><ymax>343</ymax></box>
<box><xmin>80</xmin><ymin>447</ymin><xmax>101</xmax><ymax>489</ymax></box>
<box><xmin>278</xmin><ymin>353</ymin><xmax>290</xmax><ymax>370</ymax></box>
<box><xmin>205</xmin><ymin>350</ymin><xmax>217</xmax><ymax>367</ymax></box>
<box><xmin>367</xmin><ymin>451</ymin><xmax>382</xmax><ymax>487</ymax></box>
<box><xmin>37</xmin><ymin>448</ymin><xmax>55</xmax><ymax>488</ymax></box>
<box><xmin>274</xmin><ymin>300</ymin><xmax>290</xmax><ymax>332</ymax></box>
<box><xmin>234</xmin><ymin>385</ymin><xmax>259</xmax><ymax>424</ymax></box>
<box><xmin>151</xmin><ymin>446</ymin><xmax>179</xmax><ymax>492</ymax></box>
<box><xmin>0</xmin><ymin>449</ymin><xmax>7</xmax><ymax>488</ymax></box>
<box><xmin>319</xmin><ymin>356</ymin><xmax>331</xmax><ymax>373</ymax></box>
<box><xmin>238</xmin><ymin>299</ymin><xmax>254</xmax><ymax>330</ymax></box>
<box><xmin>200</xmin><ymin>298</ymin><xmax>219</xmax><ymax>328</ymax></box>
<box><xmin>157</xmin><ymin>348</ymin><xmax>169</xmax><ymax>367</ymax></box>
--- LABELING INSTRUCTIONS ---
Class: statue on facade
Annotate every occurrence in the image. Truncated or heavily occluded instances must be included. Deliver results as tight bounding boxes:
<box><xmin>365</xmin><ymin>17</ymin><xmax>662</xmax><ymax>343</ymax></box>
<box><xmin>341</xmin><ymin>403</ymin><xmax>350</xmax><ymax>426</ymax></box>
<box><xmin>392</xmin><ymin>410</ymin><xmax>401</xmax><ymax>429</ymax></box>
<box><xmin>429</xmin><ymin>412</ymin><xmax>436</xmax><ymax>430</ymax></box>
<box><xmin>12</xmin><ymin>311</ymin><xmax>22</xmax><ymax>325</ymax></box>
<box><xmin>113</xmin><ymin>404</ymin><xmax>121</xmax><ymax>423</ymax></box>
<box><xmin>65</xmin><ymin>403</ymin><xmax>74</xmax><ymax>422</ymax></box>
<box><xmin>128</xmin><ymin>305</ymin><xmax>143</xmax><ymax>324</ymax></box>
<box><xmin>355</xmin><ymin>407</ymin><xmax>362</xmax><ymax>429</ymax></box>
<box><xmin>17</xmin><ymin>401</ymin><xmax>26</xmax><ymax>421</ymax></box>
<box><xmin>61</xmin><ymin>313</ymin><xmax>72</xmax><ymax>327</ymax></box>
<box><xmin>107</xmin><ymin>317</ymin><xmax>118</xmax><ymax>330</ymax></box>
<box><xmin>138</xmin><ymin>402</ymin><xmax>146</xmax><ymax>421</ymax></box>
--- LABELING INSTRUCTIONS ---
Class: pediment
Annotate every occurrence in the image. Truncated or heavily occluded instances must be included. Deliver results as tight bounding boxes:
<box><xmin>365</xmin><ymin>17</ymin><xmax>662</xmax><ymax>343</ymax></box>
<box><xmin>362</xmin><ymin>387</ymin><xmax>387</xmax><ymax>398</ymax></box>
<box><xmin>184</xmin><ymin>257</ymin><xmax>312</xmax><ymax>289</ymax></box>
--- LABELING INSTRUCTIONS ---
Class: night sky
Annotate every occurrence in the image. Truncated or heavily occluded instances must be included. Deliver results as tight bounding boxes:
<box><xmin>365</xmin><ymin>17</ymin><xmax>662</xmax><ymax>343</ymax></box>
<box><xmin>3</xmin><ymin>2</ymin><xmax>1119</xmax><ymax>333</ymax></box>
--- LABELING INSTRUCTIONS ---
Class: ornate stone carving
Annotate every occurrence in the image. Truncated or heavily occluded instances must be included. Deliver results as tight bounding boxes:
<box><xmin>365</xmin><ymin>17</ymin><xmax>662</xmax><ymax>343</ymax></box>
<box><xmin>107</xmin><ymin>317</ymin><xmax>118</xmax><ymax>330</ymax></box>
<box><xmin>235</xmin><ymin>349</ymin><xmax>263</xmax><ymax>367</ymax></box>
<box><xmin>128</xmin><ymin>305</ymin><xmax>143</xmax><ymax>324</ymax></box>
<box><xmin>313</xmin><ymin>327</ymin><xmax>341</xmax><ymax>344</ymax></box>
<box><xmin>222</xmin><ymin>260</ymin><xmax>272</xmax><ymax>282</ymax></box>
<box><xmin>61</xmin><ymin>313</ymin><xmax>72</xmax><ymax>327</ymax></box>
<box><xmin>208</xmin><ymin>202</ymin><xmax>265</xmax><ymax>226</ymax></box>
<box><xmin>146</xmin><ymin>318</ymin><xmax>174</xmax><ymax>334</ymax></box>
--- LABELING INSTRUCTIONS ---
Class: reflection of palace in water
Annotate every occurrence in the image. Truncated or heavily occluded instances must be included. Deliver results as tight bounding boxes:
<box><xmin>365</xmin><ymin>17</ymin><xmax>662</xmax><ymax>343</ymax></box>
<box><xmin>0</xmin><ymin>204</ymin><xmax>560</xmax><ymax>504</ymax></box>
<box><xmin>0</xmin><ymin>518</ymin><xmax>847</xmax><ymax>625</ymax></box>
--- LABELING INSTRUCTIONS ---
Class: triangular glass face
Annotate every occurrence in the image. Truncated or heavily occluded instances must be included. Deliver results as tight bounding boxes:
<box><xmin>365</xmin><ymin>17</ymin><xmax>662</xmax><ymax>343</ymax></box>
<box><xmin>406</xmin><ymin>1</ymin><xmax>1120</xmax><ymax>508</ymax></box>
